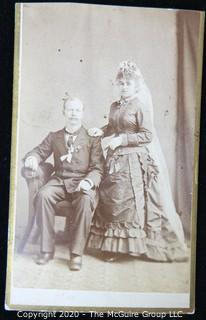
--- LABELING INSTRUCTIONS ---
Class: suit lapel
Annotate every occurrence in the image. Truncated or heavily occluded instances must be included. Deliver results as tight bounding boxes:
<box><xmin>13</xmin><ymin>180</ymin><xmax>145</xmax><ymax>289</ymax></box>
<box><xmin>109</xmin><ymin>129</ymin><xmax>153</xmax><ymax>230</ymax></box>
<box><xmin>73</xmin><ymin>126</ymin><xmax>88</xmax><ymax>148</ymax></box>
<box><xmin>55</xmin><ymin>129</ymin><xmax>67</xmax><ymax>154</ymax></box>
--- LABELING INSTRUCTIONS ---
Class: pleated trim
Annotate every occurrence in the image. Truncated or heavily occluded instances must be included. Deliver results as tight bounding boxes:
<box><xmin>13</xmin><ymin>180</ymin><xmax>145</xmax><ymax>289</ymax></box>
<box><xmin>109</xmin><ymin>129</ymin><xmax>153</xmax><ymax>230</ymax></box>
<box><xmin>87</xmin><ymin>234</ymin><xmax>147</xmax><ymax>255</ymax></box>
<box><xmin>90</xmin><ymin>217</ymin><xmax>146</xmax><ymax>238</ymax></box>
<box><xmin>87</xmin><ymin>233</ymin><xmax>188</xmax><ymax>262</ymax></box>
<box><xmin>88</xmin><ymin>218</ymin><xmax>188</xmax><ymax>262</ymax></box>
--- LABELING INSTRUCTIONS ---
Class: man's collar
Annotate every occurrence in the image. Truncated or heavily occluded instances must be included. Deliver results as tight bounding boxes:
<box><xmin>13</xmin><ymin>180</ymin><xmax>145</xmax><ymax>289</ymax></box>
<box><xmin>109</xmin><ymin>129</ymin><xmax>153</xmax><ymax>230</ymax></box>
<box><xmin>64</xmin><ymin>125</ymin><xmax>82</xmax><ymax>135</ymax></box>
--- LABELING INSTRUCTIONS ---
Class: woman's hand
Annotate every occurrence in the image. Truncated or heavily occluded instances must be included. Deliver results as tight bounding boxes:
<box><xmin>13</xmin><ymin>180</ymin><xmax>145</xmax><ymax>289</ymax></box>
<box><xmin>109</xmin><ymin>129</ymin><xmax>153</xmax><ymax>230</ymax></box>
<box><xmin>88</xmin><ymin>127</ymin><xmax>104</xmax><ymax>137</ymax></box>
<box><xmin>108</xmin><ymin>136</ymin><xmax>123</xmax><ymax>150</ymax></box>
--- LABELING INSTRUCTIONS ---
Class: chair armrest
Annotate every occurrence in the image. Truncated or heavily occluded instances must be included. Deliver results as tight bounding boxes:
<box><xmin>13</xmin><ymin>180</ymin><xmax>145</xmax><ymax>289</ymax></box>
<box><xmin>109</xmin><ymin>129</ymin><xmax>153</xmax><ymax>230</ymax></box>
<box><xmin>21</xmin><ymin>162</ymin><xmax>54</xmax><ymax>182</ymax></box>
<box><xmin>21</xmin><ymin>162</ymin><xmax>54</xmax><ymax>198</ymax></box>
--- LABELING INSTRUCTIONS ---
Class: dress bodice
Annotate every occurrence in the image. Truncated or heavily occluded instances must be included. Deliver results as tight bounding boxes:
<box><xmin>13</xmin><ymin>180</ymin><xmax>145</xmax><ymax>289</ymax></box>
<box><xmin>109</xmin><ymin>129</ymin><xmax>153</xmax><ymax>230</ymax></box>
<box><xmin>104</xmin><ymin>96</ymin><xmax>153</xmax><ymax>142</ymax></box>
<box><xmin>112</xmin><ymin>99</ymin><xmax>140</xmax><ymax>132</ymax></box>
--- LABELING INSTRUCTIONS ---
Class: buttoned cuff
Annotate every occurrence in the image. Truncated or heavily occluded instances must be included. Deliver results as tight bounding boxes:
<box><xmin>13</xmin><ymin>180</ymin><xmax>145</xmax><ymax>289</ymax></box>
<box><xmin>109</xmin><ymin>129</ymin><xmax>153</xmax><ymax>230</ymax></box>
<box><xmin>120</xmin><ymin>134</ymin><xmax>129</xmax><ymax>146</ymax></box>
<box><xmin>84</xmin><ymin>178</ymin><xmax>94</xmax><ymax>188</ymax></box>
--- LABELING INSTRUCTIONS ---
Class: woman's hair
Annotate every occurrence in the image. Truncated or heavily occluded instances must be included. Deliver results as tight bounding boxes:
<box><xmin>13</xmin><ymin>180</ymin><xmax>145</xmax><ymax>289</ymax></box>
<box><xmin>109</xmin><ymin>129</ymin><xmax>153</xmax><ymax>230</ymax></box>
<box><xmin>116</xmin><ymin>60</ymin><xmax>142</xmax><ymax>83</ymax></box>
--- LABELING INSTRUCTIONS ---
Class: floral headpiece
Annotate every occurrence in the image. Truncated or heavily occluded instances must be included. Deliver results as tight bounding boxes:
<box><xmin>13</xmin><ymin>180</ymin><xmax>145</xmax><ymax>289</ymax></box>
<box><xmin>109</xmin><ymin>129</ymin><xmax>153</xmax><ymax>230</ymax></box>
<box><xmin>116</xmin><ymin>60</ymin><xmax>142</xmax><ymax>81</ymax></box>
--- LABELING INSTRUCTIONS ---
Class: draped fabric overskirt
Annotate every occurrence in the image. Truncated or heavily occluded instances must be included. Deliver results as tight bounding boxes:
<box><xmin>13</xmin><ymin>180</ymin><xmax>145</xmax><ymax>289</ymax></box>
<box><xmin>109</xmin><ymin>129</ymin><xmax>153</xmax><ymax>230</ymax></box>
<box><xmin>87</xmin><ymin>149</ymin><xmax>187</xmax><ymax>262</ymax></box>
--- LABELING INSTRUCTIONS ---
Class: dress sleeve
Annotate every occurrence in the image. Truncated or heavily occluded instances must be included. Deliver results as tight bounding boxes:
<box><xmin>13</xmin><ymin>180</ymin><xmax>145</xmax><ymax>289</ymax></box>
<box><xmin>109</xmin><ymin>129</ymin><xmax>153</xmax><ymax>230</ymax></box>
<box><xmin>101</xmin><ymin>123</ymin><xmax>115</xmax><ymax>137</ymax></box>
<box><xmin>120</xmin><ymin>107</ymin><xmax>153</xmax><ymax>147</ymax></box>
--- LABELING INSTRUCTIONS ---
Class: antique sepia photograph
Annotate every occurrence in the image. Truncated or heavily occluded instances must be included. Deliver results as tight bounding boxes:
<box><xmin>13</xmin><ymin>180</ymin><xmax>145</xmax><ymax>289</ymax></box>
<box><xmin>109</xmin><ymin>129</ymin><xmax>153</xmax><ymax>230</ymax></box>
<box><xmin>5</xmin><ymin>2</ymin><xmax>204</xmax><ymax>311</ymax></box>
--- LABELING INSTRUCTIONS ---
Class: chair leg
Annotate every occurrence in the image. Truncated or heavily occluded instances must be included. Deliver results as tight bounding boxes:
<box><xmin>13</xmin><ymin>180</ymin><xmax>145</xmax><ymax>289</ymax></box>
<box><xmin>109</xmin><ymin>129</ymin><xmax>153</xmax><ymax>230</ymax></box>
<box><xmin>17</xmin><ymin>178</ymin><xmax>40</xmax><ymax>253</ymax></box>
<box><xmin>19</xmin><ymin>164</ymin><xmax>54</xmax><ymax>253</ymax></box>
<box><xmin>17</xmin><ymin>213</ymin><xmax>36</xmax><ymax>253</ymax></box>
<box><xmin>55</xmin><ymin>217</ymin><xmax>71</xmax><ymax>244</ymax></box>
<box><xmin>64</xmin><ymin>217</ymin><xmax>70</xmax><ymax>234</ymax></box>
<box><xmin>31</xmin><ymin>226</ymin><xmax>41</xmax><ymax>244</ymax></box>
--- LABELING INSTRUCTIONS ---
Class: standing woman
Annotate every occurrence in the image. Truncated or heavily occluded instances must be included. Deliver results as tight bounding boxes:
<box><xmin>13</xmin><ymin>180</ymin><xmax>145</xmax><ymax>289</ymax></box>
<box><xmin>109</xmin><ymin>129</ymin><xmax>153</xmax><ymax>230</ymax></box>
<box><xmin>87</xmin><ymin>61</ymin><xmax>187</xmax><ymax>262</ymax></box>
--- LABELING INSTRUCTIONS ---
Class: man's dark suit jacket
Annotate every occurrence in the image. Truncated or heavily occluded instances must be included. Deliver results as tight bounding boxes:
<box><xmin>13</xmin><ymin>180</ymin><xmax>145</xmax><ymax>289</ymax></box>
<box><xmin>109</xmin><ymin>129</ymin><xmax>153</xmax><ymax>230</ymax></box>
<box><xmin>24</xmin><ymin>126</ymin><xmax>104</xmax><ymax>193</ymax></box>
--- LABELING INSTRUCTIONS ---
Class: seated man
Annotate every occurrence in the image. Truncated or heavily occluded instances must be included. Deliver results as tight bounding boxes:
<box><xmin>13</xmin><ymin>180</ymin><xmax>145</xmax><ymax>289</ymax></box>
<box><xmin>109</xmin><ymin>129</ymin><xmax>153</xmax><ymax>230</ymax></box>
<box><xmin>24</xmin><ymin>95</ymin><xmax>104</xmax><ymax>270</ymax></box>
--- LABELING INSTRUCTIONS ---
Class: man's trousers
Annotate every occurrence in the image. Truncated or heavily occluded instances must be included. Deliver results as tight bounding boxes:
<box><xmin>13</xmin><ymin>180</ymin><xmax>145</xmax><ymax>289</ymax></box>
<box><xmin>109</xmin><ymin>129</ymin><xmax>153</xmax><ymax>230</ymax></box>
<box><xmin>35</xmin><ymin>182</ymin><xmax>97</xmax><ymax>256</ymax></box>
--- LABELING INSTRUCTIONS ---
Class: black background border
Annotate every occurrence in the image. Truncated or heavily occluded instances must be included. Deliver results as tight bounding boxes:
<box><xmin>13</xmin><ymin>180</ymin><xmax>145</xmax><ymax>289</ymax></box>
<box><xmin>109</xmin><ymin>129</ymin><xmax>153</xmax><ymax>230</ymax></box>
<box><xmin>0</xmin><ymin>1</ymin><xmax>206</xmax><ymax>319</ymax></box>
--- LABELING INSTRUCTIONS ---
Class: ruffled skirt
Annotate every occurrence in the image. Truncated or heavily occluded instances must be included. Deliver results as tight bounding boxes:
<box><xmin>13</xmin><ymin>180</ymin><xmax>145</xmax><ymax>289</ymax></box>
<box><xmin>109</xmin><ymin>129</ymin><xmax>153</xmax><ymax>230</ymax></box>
<box><xmin>87</xmin><ymin>150</ymin><xmax>187</xmax><ymax>262</ymax></box>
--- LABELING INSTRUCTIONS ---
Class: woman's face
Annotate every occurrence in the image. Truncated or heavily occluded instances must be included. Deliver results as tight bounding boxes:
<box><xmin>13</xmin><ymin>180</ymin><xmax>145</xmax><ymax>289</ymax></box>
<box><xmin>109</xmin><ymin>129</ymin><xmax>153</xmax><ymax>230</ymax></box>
<box><xmin>117</xmin><ymin>78</ymin><xmax>137</xmax><ymax>98</ymax></box>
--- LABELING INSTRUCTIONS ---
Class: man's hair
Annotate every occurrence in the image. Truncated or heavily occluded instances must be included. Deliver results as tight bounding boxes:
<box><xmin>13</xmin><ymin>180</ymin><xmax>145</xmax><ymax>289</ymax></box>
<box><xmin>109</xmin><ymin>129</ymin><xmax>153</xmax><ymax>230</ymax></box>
<box><xmin>62</xmin><ymin>93</ymin><xmax>84</xmax><ymax>110</ymax></box>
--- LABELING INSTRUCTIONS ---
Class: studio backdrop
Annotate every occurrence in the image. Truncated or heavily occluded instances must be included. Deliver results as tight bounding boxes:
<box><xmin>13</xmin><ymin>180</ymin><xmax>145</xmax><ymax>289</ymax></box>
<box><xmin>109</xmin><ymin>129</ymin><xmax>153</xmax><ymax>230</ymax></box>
<box><xmin>15</xmin><ymin>4</ymin><xmax>202</xmax><ymax>238</ymax></box>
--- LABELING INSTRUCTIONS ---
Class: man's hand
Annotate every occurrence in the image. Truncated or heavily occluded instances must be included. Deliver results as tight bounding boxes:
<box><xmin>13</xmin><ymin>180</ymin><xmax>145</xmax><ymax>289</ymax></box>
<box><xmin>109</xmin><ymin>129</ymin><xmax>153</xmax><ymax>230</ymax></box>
<box><xmin>88</xmin><ymin>127</ymin><xmax>104</xmax><ymax>137</ymax></box>
<box><xmin>76</xmin><ymin>179</ymin><xmax>93</xmax><ymax>191</ymax></box>
<box><xmin>24</xmin><ymin>156</ymin><xmax>39</xmax><ymax>171</ymax></box>
<box><xmin>108</xmin><ymin>136</ymin><xmax>123</xmax><ymax>150</ymax></box>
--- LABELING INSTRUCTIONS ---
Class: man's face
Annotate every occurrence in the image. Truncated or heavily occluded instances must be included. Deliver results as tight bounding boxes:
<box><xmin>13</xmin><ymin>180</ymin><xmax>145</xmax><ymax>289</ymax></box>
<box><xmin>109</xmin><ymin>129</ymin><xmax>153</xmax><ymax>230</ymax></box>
<box><xmin>63</xmin><ymin>99</ymin><xmax>84</xmax><ymax>126</ymax></box>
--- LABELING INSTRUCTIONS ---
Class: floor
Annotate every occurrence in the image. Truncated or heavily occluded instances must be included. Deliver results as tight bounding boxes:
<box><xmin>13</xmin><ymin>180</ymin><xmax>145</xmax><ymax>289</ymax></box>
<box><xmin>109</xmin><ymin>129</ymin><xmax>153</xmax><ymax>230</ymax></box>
<box><xmin>12</xmin><ymin>226</ymin><xmax>190</xmax><ymax>293</ymax></box>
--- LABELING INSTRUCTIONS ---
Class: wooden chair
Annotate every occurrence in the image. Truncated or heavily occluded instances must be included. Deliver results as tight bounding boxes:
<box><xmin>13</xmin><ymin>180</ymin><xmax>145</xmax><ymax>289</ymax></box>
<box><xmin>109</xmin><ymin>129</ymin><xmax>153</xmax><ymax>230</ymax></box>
<box><xmin>17</xmin><ymin>163</ymin><xmax>73</xmax><ymax>253</ymax></box>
